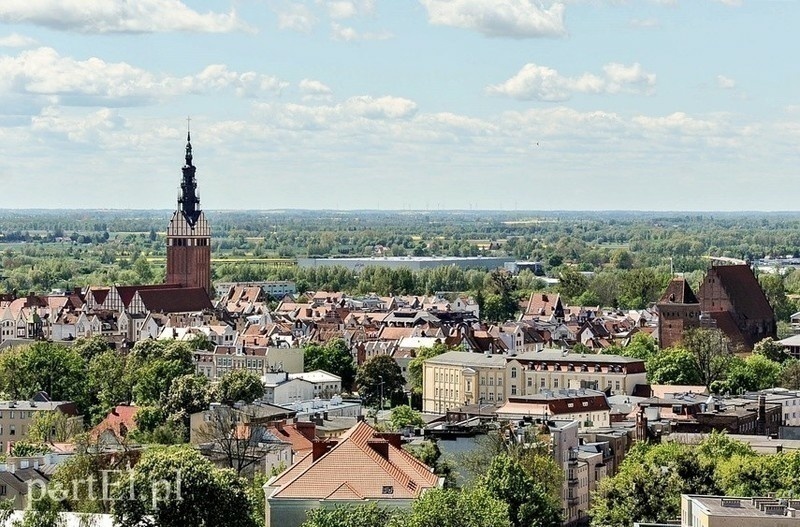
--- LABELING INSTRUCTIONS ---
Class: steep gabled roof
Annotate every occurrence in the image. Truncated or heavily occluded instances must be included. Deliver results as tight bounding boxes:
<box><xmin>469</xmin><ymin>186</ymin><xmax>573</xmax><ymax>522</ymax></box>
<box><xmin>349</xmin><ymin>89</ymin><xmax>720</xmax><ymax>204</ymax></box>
<box><xmin>659</xmin><ymin>278</ymin><xmax>699</xmax><ymax>304</ymax></box>
<box><xmin>136</xmin><ymin>287</ymin><xmax>212</xmax><ymax>313</ymax></box>
<box><xmin>116</xmin><ymin>283</ymin><xmax>182</xmax><ymax>307</ymax></box>
<box><xmin>268</xmin><ymin>420</ymin><xmax>439</xmax><ymax>501</ymax></box>
<box><xmin>708</xmin><ymin>264</ymin><xmax>775</xmax><ymax>321</ymax></box>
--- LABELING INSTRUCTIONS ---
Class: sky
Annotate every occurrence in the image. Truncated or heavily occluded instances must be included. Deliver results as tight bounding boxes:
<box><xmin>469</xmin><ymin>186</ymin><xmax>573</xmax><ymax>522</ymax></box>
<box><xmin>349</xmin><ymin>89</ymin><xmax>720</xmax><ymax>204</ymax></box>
<box><xmin>0</xmin><ymin>0</ymin><xmax>798</xmax><ymax>211</ymax></box>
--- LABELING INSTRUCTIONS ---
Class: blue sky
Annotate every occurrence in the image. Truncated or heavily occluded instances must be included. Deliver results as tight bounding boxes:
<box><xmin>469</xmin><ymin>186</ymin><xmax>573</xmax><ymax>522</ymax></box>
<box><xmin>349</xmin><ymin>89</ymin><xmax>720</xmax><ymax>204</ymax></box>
<box><xmin>0</xmin><ymin>0</ymin><xmax>798</xmax><ymax>211</ymax></box>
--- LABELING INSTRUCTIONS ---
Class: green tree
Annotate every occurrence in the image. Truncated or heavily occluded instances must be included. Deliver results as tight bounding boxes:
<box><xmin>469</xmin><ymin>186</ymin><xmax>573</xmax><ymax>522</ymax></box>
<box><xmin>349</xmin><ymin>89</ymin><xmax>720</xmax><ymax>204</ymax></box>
<box><xmin>610</xmin><ymin>249</ymin><xmax>634</xmax><ymax>270</ymax></box>
<box><xmin>356</xmin><ymin>355</ymin><xmax>406</xmax><ymax>408</ymax></box>
<box><xmin>556</xmin><ymin>267</ymin><xmax>588</xmax><ymax>302</ymax></box>
<box><xmin>71</xmin><ymin>335</ymin><xmax>112</xmax><ymax>363</ymax></box>
<box><xmin>27</xmin><ymin>409</ymin><xmax>83</xmax><ymax>443</ymax></box>
<box><xmin>301</xmin><ymin>502</ymin><xmax>401</xmax><ymax>527</ymax></box>
<box><xmin>9</xmin><ymin>440</ymin><xmax>51</xmax><ymax>457</ymax></box>
<box><xmin>481</xmin><ymin>454</ymin><xmax>561</xmax><ymax>527</ymax></box>
<box><xmin>112</xmin><ymin>446</ymin><xmax>257</xmax><ymax>527</ymax></box>
<box><xmin>390</xmin><ymin>405</ymin><xmax>425</xmax><ymax>430</ymax></box>
<box><xmin>406</xmin><ymin>486</ymin><xmax>511</xmax><ymax>527</ymax></box>
<box><xmin>126</xmin><ymin>340</ymin><xmax>194</xmax><ymax>405</ymax></box>
<box><xmin>87</xmin><ymin>350</ymin><xmax>130</xmax><ymax>422</ymax></box>
<box><xmin>759</xmin><ymin>273</ymin><xmax>796</xmax><ymax>322</ymax></box>
<box><xmin>780</xmin><ymin>360</ymin><xmax>800</xmax><ymax>389</ymax></box>
<box><xmin>753</xmin><ymin>337</ymin><xmax>791</xmax><ymax>363</ymax></box>
<box><xmin>646</xmin><ymin>347</ymin><xmax>703</xmax><ymax>385</ymax></box>
<box><xmin>0</xmin><ymin>342</ymin><xmax>87</xmax><ymax>408</ymax></box>
<box><xmin>216</xmin><ymin>369</ymin><xmax>265</xmax><ymax>404</ymax></box>
<box><xmin>723</xmin><ymin>354</ymin><xmax>781</xmax><ymax>394</ymax></box>
<box><xmin>303</xmin><ymin>338</ymin><xmax>356</xmax><ymax>390</ymax></box>
<box><xmin>163</xmin><ymin>374</ymin><xmax>213</xmax><ymax>434</ymax></box>
<box><xmin>681</xmin><ymin>328</ymin><xmax>735</xmax><ymax>390</ymax></box>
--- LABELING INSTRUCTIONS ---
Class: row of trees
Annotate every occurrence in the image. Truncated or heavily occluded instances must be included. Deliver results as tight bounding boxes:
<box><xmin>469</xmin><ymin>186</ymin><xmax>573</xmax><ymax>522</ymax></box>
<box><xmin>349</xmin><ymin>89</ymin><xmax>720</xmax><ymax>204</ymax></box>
<box><xmin>0</xmin><ymin>337</ymin><xmax>266</xmax><ymax>444</ymax></box>
<box><xmin>590</xmin><ymin>432</ymin><xmax>800</xmax><ymax>526</ymax></box>
<box><xmin>604</xmin><ymin>331</ymin><xmax>799</xmax><ymax>394</ymax></box>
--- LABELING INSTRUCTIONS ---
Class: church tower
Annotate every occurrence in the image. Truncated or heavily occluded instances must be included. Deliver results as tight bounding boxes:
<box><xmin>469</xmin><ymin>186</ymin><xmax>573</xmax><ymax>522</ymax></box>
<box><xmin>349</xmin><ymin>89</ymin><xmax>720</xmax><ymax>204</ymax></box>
<box><xmin>165</xmin><ymin>130</ymin><xmax>212</xmax><ymax>296</ymax></box>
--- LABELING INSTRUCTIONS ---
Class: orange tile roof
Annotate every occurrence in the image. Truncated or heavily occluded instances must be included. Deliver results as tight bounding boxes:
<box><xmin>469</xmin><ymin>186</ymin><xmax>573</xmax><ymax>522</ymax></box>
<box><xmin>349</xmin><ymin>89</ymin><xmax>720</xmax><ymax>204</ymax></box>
<box><xmin>266</xmin><ymin>423</ymin><xmax>315</xmax><ymax>455</ymax></box>
<box><xmin>268</xmin><ymin>421</ymin><xmax>439</xmax><ymax>501</ymax></box>
<box><xmin>90</xmin><ymin>405</ymin><xmax>138</xmax><ymax>440</ymax></box>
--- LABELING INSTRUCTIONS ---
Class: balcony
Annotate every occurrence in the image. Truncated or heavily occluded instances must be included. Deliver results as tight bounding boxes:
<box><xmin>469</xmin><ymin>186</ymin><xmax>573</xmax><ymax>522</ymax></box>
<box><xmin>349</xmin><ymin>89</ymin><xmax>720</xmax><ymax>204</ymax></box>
<box><xmin>567</xmin><ymin>476</ymin><xmax>578</xmax><ymax>486</ymax></box>
<box><xmin>567</xmin><ymin>495</ymin><xmax>579</xmax><ymax>506</ymax></box>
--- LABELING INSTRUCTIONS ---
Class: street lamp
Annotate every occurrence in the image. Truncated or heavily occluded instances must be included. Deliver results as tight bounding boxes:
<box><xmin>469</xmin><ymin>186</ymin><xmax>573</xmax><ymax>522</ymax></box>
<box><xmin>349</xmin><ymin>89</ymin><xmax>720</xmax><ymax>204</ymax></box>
<box><xmin>379</xmin><ymin>375</ymin><xmax>385</xmax><ymax>412</ymax></box>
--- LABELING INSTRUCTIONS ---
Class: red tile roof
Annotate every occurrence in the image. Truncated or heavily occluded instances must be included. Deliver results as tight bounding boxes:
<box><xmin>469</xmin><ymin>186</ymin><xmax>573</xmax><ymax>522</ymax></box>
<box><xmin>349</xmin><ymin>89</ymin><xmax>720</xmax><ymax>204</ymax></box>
<box><xmin>137</xmin><ymin>287</ymin><xmax>212</xmax><ymax>313</ymax></box>
<box><xmin>268</xmin><ymin>421</ymin><xmax>439</xmax><ymax>501</ymax></box>
<box><xmin>90</xmin><ymin>405</ymin><xmax>138</xmax><ymax>441</ymax></box>
<box><xmin>707</xmin><ymin>265</ymin><xmax>774</xmax><ymax>321</ymax></box>
<box><xmin>659</xmin><ymin>278</ymin><xmax>699</xmax><ymax>304</ymax></box>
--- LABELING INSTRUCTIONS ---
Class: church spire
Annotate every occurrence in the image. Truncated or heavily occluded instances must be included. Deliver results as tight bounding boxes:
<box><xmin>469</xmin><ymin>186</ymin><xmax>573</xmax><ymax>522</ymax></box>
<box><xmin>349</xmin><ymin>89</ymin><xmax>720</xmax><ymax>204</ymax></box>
<box><xmin>185</xmin><ymin>131</ymin><xmax>193</xmax><ymax>166</ymax></box>
<box><xmin>178</xmin><ymin>120</ymin><xmax>201</xmax><ymax>225</ymax></box>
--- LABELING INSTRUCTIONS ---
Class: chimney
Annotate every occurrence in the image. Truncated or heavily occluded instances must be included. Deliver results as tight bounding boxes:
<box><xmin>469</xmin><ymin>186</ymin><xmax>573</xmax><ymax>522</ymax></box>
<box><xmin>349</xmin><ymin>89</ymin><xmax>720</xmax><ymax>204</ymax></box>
<box><xmin>375</xmin><ymin>432</ymin><xmax>403</xmax><ymax>450</ymax></box>
<box><xmin>757</xmin><ymin>394</ymin><xmax>767</xmax><ymax>436</ymax></box>
<box><xmin>295</xmin><ymin>421</ymin><xmax>317</xmax><ymax>440</ymax></box>
<box><xmin>312</xmin><ymin>440</ymin><xmax>332</xmax><ymax>461</ymax></box>
<box><xmin>111</xmin><ymin>407</ymin><xmax>119</xmax><ymax>416</ymax></box>
<box><xmin>368</xmin><ymin>439</ymin><xmax>390</xmax><ymax>460</ymax></box>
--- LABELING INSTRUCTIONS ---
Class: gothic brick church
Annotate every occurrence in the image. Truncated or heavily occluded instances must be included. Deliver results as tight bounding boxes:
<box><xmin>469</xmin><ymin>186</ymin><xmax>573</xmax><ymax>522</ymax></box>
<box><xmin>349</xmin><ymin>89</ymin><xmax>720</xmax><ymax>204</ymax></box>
<box><xmin>165</xmin><ymin>131</ymin><xmax>212</xmax><ymax>296</ymax></box>
<box><xmin>657</xmin><ymin>263</ymin><xmax>776</xmax><ymax>351</ymax></box>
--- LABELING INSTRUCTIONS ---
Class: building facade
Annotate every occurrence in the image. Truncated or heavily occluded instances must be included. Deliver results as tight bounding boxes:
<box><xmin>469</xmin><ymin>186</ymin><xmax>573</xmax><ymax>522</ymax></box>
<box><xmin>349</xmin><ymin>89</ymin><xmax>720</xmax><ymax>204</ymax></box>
<box><xmin>166</xmin><ymin>132</ymin><xmax>212</xmax><ymax>296</ymax></box>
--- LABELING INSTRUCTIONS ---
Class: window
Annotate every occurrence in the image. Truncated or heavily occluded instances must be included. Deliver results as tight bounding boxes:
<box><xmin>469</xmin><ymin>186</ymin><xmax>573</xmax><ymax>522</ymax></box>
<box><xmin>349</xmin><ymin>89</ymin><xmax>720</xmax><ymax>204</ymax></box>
<box><xmin>9</xmin><ymin>425</ymin><xmax>15</xmax><ymax>436</ymax></box>
<box><xmin>511</xmin><ymin>385</ymin><xmax>517</xmax><ymax>395</ymax></box>
<box><xmin>527</xmin><ymin>378</ymin><xmax>532</xmax><ymax>387</ymax></box>
<box><xmin>540</xmin><ymin>379</ymin><xmax>546</xmax><ymax>388</ymax></box>
<box><xmin>0</xmin><ymin>485</ymin><xmax>6</xmax><ymax>496</ymax></box>
<box><xmin>511</xmin><ymin>367</ymin><xmax>517</xmax><ymax>379</ymax></box>
<box><xmin>382</xmin><ymin>486</ymin><xmax>394</xmax><ymax>495</ymax></box>
<box><xmin>497</xmin><ymin>377</ymin><xmax>502</xmax><ymax>386</ymax></box>
<box><xmin>554</xmin><ymin>379</ymin><xmax>559</xmax><ymax>388</ymax></box>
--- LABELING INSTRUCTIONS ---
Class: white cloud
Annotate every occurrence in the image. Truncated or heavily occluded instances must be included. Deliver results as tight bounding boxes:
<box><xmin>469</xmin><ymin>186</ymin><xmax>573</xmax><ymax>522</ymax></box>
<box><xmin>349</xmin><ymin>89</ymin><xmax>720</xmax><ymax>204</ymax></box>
<box><xmin>299</xmin><ymin>79</ymin><xmax>333</xmax><ymax>96</ymax></box>
<box><xmin>256</xmin><ymin>95</ymin><xmax>417</xmax><ymax>130</ymax></box>
<box><xmin>0</xmin><ymin>33</ymin><xmax>38</xmax><ymax>48</ymax></box>
<box><xmin>322</xmin><ymin>0</ymin><xmax>375</xmax><ymax>19</ymax></box>
<box><xmin>31</xmin><ymin>106</ymin><xmax>127</xmax><ymax>143</ymax></box>
<box><xmin>419</xmin><ymin>0</ymin><xmax>566</xmax><ymax>38</ymax></box>
<box><xmin>487</xmin><ymin>62</ymin><xmax>656</xmax><ymax>101</ymax></box>
<box><xmin>331</xmin><ymin>22</ymin><xmax>392</xmax><ymax>41</ymax></box>
<box><xmin>632</xmin><ymin>111</ymin><xmax>720</xmax><ymax>135</ymax></box>
<box><xmin>0</xmin><ymin>48</ymin><xmax>287</xmax><ymax>106</ymax></box>
<box><xmin>0</xmin><ymin>0</ymin><xmax>247</xmax><ymax>34</ymax></box>
<box><xmin>716</xmin><ymin>75</ymin><xmax>736</xmax><ymax>89</ymax></box>
<box><xmin>275</xmin><ymin>2</ymin><xmax>318</xmax><ymax>33</ymax></box>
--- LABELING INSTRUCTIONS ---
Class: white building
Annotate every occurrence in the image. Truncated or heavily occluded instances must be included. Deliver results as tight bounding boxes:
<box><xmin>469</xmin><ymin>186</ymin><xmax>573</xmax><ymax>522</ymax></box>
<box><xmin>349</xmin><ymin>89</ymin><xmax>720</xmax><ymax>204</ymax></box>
<box><xmin>262</xmin><ymin>372</ymin><xmax>315</xmax><ymax>405</ymax></box>
<box><xmin>288</xmin><ymin>370</ymin><xmax>342</xmax><ymax>398</ymax></box>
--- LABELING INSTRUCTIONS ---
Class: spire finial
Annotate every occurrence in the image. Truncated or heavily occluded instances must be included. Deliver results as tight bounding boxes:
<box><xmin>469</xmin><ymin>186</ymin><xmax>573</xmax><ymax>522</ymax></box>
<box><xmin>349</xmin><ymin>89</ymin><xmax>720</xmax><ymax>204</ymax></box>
<box><xmin>185</xmin><ymin>117</ymin><xmax>193</xmax><ymax>166</ymax></box>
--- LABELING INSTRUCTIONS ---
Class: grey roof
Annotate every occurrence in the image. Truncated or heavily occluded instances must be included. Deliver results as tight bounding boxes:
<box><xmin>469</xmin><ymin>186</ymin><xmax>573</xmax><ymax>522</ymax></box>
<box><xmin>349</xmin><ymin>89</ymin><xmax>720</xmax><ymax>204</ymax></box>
<box><xmin>423</xmin><ymin>350</ymin><xmax>507</xmax><ymax>367</ymax></box>
<box><xmin>0</xmin><ymin>400</ymin><xmax>74</xmax><ymax>411</ymax></box>
<box><xmin>513</xmin><ymin>350</ymin><xmax>646</xmax><ymax>364</ymax></box>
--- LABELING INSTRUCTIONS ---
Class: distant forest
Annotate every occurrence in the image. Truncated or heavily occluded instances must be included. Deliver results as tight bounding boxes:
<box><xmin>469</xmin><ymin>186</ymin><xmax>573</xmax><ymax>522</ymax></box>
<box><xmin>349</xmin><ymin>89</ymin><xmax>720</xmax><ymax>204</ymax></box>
<box><xmin>1</xmin><ymin>209</ymin><xmax>799</xmax><ymax>324</ymax></box>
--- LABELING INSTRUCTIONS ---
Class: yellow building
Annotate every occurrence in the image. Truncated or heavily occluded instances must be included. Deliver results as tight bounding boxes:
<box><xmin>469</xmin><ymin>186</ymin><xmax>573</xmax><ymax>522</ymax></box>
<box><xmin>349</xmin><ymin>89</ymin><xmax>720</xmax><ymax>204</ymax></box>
<box><xmin>422</xmin><ymin>351</ymin><xmax>506</xmax><ymax>413</ymax></box>
<box><xmin>423</xmin><ymin>350</ymin><xmax>647</xmax><ymax>414</ymax></box>
<box><xmin>507</xmin><ymin>351</ymin><xmax>647</xmax><ymax>397</ymax></box>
